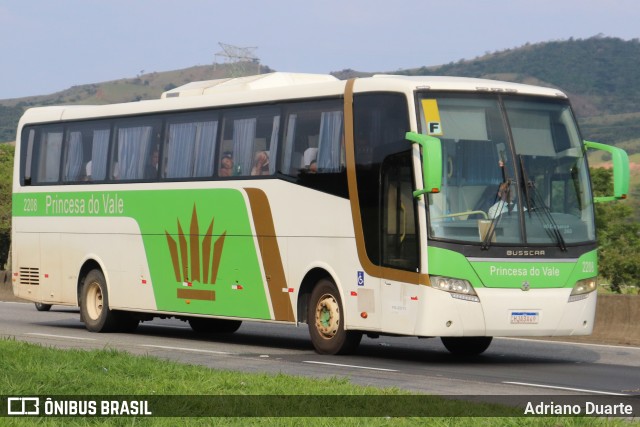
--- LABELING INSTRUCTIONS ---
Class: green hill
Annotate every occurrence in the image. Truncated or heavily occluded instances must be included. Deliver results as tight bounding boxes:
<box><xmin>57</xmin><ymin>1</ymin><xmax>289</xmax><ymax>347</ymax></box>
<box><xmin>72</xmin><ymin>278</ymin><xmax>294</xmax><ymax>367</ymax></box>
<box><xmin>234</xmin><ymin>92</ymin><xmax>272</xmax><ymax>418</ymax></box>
<box><xmin>0</xmin><ymin>63</ymin><xmax>272</xmax><ymax>142</ymax></box>
<box><xmin>1</xmin><ymin>37</ymin><xmax>638</xmax><ymax>209</ymax></box>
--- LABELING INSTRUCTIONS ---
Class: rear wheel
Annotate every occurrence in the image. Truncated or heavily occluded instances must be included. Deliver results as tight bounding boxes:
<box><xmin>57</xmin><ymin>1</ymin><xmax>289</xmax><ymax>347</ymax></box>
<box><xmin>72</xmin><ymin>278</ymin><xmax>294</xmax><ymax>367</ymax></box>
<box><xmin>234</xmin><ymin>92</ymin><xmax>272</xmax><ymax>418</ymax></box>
<box><xmin>34</xmin><ymin>303</ymin><xmax>52</xmax><ymax>312</ymax></box>
<box><xmin>80</xmin><ymin>269</ymin><xmax>139</xmax><ymax>332</ymax></box>
<box><xmin>188</xmin><ymin>317</ymin><xmax>242</xmax><ymax>334</ymax></box>
<box><xmin>80</xmin><ymin>269</ymin><xmax>119</xmax><ymax>332</ymax></box>
<box><xmin>308</xmin><ymin>278</ymin><xmax>361</xmax><ymax>355</ymax></box>
<box><xmin>441</xmin><ymin>336</ymin><xmax>493</xmax><ymax>356</ymax></box>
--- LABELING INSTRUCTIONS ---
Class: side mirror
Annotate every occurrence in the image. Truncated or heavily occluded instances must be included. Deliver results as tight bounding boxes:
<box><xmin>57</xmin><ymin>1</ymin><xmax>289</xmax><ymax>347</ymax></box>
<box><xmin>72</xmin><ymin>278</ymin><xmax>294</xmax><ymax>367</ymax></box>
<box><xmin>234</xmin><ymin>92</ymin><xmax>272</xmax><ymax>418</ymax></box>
<box><xmin>406</xmin><ymin>132</ymin><xmax>442</xmax><ymax>198</ymax></box>
<box><xmin>584</xmin><ymin>140</ymin><xmax>630</xmax><ymax>202</ymax></box>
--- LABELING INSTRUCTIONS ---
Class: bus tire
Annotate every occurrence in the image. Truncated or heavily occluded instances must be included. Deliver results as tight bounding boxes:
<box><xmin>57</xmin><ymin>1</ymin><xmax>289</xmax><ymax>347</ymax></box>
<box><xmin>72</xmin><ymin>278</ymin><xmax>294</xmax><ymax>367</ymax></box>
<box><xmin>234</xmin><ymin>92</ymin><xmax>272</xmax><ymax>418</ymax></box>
<box><xmin>441</xmin><ymin>336</ymin><xmax>493</xmax><ymax>356</ymax></box>
<box><xmin>34</xmin><ymin>303</ymin><xmax>52</xmax><ymax>312</ymax></box>
<box><xmin>80</xmin><ymin>269</ymin><xmax>119</xmax><ymax>333</ymax></box>
<box><xmin>188</xmin><ymin>317</ymin><xmax>242</xmax><ymax>334</ymax></box>
<box><xmin>308</xmin><ymin>278</ymin><xmax>361</xmax><ymax>355</ymax></box>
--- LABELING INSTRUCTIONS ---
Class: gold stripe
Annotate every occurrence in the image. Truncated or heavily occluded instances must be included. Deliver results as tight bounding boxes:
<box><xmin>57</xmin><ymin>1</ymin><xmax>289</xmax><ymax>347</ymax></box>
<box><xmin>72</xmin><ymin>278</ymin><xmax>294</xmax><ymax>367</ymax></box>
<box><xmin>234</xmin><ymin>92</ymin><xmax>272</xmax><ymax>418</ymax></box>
<box><xmin>244</xmin><ymin>188</ymin><xmax>295</xmax><ymax>321</ymax></box>
<box><xmin>165</xmin><ymin>232</ymin><xmax>181</xmax><ymax>282</ymax></box>
<box><xmin>177</xmin><ymin>288</ymin><xmax>215</xmax><ymax>301</ymax></box>
<box><xmin>189</xmin><ymin>205</ymin><xmax>201</xmax><ymax>282</ymax></box>
<box><xmin>343</xmin><ymin>79</ymin><xmax>429</xmax><ymax>286</ymax></box>
<box><xmin>211</xmin><ymin>232</ymin><xmax>226</xmax><ymax>285</ymax></box>
<box><xmin>177</xmin><ymin>220</ymin><xmax>188</xmax><ymax>280</ymax></box>
<box><xmin>202</xmin><ymin>219</ymin><xmax>214</xmax><ymax>283</ymax></box>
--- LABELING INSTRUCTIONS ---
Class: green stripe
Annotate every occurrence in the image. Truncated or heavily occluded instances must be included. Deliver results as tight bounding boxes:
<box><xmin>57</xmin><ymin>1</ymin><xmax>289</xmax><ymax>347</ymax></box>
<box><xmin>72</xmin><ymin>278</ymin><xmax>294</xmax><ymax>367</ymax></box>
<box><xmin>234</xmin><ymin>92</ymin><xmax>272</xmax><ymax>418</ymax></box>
<box><xmin>14</xmin><ymin>189</ymin><xmax>271</xmax><ymax>319</ymax></box>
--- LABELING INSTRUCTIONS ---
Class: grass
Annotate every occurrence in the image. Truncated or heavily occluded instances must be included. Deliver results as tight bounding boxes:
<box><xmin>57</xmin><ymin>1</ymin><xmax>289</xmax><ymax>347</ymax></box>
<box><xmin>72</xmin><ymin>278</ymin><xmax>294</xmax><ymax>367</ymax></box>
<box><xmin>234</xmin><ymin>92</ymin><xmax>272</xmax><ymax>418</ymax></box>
<box><xmin>0</xmin><ymin>339</ymin><xmax>636</xmax><ymax>426</ymax></box>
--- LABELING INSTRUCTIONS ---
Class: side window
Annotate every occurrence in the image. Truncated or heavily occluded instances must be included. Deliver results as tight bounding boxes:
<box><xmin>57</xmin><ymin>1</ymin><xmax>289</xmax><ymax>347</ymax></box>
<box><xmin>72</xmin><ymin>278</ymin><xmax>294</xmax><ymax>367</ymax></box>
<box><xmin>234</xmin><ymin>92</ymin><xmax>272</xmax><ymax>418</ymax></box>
<box><xmin>111</xmin><ymin>120</ymin><xmax>161</xmax><ymax>181</ymax></box>
<box><xmin>219</xmin><ymin>108</ymin><xmax>280</xmax><ymax>177</ymax></box>
<box><xmin>62</xmin><ymin>124</ymin><xmax>111</xmax><ymax>182</ymax></box>
<box><xmin>280</xmin><ymin>100</ymin><xmax>344</xmax><ymax>176</ymax></box>
<box><xmin>33</xmin><ymin>127</ymin><xmax>64</xmax><ymax>184</ymax></box>
<box><xmin>164</xmin><ymin>114</ymin><xmax>219</xmax><ymax>179</ymax></box>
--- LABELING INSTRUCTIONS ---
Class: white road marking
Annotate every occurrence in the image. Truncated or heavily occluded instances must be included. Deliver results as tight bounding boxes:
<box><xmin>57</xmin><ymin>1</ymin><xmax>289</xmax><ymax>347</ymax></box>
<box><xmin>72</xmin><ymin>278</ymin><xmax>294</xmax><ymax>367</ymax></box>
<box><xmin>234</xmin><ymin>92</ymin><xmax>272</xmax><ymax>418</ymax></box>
<box><xmin>141</xmin><ymin>344</ymin><xmax>235</xmax><ymax>355</ymax></box>
<box><xmin>500</xmin><ymin>337</ymin><xmax>640</xmax><ymax>351</ymax></box>
<box><xmin>503</xmin><ymin>381</ymin><xmax>629</xmax><ymax>396</ymax></box>
<box><xmin>303</xmin><ymin>360</ymin><xmax>398</xmax><ymax>372</ymax></box>
<box><xmin>26</xmin><ymin>333</ymin><xmax>96</xmax><ymax>341</ymax></box>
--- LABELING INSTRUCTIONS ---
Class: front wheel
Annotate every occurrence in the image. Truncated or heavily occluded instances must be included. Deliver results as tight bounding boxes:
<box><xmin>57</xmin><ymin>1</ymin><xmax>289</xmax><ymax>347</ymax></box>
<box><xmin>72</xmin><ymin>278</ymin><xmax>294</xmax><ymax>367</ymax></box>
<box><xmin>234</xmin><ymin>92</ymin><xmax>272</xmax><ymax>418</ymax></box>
<box><xmin>308</xmin><ymin>278</ymin><xmax>361</xmax><ymax>355</ymax></box>
<box><xmin>441</xmin><ymin>336</ymin><xmax>493</xmax><ymax>356</ymax></box>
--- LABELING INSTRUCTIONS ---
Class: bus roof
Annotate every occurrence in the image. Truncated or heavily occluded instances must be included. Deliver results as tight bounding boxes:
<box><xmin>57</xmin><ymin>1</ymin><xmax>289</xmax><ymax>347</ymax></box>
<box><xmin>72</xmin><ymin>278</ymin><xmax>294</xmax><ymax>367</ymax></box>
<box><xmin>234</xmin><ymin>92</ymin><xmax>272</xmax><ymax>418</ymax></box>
<box><xmin>18</xmin><ymin>72</ymin><xmax>567</xmax><ymax>125</ymax></box>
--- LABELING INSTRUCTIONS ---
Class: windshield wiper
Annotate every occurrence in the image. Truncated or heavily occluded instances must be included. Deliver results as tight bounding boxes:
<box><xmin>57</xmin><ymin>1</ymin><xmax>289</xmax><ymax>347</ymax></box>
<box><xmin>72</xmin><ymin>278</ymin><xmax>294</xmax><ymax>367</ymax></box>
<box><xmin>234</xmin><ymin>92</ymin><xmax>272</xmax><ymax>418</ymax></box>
<box><xmin>518</xmin><ymin>155</ymin><xmax>567</xmax><ymax>252</ymax></box>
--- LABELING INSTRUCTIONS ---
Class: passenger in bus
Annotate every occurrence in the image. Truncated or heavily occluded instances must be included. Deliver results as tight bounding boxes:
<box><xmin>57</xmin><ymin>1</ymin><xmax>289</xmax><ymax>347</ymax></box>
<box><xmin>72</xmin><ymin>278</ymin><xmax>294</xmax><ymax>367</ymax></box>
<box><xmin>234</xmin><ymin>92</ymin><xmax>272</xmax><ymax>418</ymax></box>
<box><xmin>219</xmin><ymin>152</ymin><xmax>234</xmax><ymax>177</ymax></box>
<box><xmin>308</xmin><ymin>160</ymin><xmax>318</xmax><ymax>173</ymax></box>
<box><xmin>302</xmin><ymin>147</ymin><xmax>318</xmax><ymax>171</ymax></box>
<box><xmin>251</xmin><ymin>151</ymin><xmax>270</xmax><ymax>176</ymax></box>
<box><xmin>144</xmin><ymin>147</ymin><xmax>160</xmax><ymax>179</ymax></box>
<box><xmin>85</xmin><ymin>161</ymin><xmax>92</xmax><ymax>181</ymax></box>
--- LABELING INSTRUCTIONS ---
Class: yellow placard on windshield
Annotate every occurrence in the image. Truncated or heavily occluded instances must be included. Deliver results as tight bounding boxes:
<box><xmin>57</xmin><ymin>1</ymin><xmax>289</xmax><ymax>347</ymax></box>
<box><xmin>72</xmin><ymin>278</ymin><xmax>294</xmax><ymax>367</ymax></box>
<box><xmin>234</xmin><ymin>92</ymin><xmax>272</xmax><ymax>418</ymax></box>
<box><xmin>421</xmin><ymin>99</ymin><xmax>443</xmax><ymax>136</ymax></box>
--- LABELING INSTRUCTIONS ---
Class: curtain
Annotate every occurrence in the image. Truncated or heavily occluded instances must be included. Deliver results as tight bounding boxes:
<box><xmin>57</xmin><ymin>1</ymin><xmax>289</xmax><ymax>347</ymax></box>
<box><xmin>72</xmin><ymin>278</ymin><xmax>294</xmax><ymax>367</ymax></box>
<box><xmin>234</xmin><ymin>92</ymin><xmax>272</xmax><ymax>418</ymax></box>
<box><xmin>317</xmin><ymin>111</ymin><xmax>343</xmax><ymax>172</ymax></box>
<box><xmin>91</xmin><ymin>129</ymin><xmax>110</xmax><ymax>180</ymax></box>
<box><xmin>166</xmin><ymin>123</ymin><xmax>196</xmax><ymax>178</ymax></box>
<box><xmin>40</xmin><ymin>132</ymin><xmax>63</xmax><ymax>183</ymax></box>
<box><xmin>268</xmin><ymin>116</ymin><xmax>280</xmax><ymax>174</ymax></box>
<box><xmin>282</xmin><ymin>115</ymin><xmax>297</xmax><ymax>175</ymax></box>
<box><xmin>64</xmin><ymin>131</ymin><xmax>83</xmax><ymax>181</ymax></box>
<box><xmin>193</xmin><ymin>121</ymin><xmax>217</xmax><ymax>177</ymax></box>
<box><xmin>165</xmin><ymin>121</ymin><xmax>217</xmax><ymax>178</ymax></box>
<box><xmin>233</xmin><ymin>118</ymin><xmax>256</xmax><ymax>176</ymax></box>
<box><xmin>117</xmin><ymin>126</ymin><xmax>152</xmax><ymax>180</ymax></box>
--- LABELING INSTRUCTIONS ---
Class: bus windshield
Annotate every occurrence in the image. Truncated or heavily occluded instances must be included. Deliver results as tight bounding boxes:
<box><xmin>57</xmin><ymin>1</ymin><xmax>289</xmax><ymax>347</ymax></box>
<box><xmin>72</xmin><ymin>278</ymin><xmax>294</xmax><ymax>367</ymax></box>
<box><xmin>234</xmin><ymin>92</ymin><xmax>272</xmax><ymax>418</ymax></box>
<box><xmin>419</xmin><ymin>93</ymin><xmax>595</xmax><ymax>246</ymax></box>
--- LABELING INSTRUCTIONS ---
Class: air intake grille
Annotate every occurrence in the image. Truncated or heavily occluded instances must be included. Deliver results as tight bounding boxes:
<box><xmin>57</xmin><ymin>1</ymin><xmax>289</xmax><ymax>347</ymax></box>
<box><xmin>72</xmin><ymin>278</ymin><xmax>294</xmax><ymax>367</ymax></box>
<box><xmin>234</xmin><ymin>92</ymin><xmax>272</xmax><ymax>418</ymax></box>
<box><xmin>19</xmin><ymin>267</ymin><xmax>40</xmax><ymax>285</ymax></box>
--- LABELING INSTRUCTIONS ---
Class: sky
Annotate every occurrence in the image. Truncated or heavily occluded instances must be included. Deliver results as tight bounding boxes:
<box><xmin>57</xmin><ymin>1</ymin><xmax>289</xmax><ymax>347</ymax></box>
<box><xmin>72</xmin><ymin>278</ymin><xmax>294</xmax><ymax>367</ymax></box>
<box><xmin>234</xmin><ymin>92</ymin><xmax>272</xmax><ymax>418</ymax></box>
<box><xmin>0</xmin><ymin>0</ymin><xmax>638</xmax><ymax>99</ymax></box>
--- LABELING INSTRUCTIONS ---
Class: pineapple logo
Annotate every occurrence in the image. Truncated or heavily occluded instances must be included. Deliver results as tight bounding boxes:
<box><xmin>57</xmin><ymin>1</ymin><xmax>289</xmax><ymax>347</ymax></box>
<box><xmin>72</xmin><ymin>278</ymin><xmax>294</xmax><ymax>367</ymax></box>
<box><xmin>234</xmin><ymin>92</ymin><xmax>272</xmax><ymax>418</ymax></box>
<box><xmin>165</xmin><ymin>204</ymin><xmax>226</xmax><ymax>301</ymax></box>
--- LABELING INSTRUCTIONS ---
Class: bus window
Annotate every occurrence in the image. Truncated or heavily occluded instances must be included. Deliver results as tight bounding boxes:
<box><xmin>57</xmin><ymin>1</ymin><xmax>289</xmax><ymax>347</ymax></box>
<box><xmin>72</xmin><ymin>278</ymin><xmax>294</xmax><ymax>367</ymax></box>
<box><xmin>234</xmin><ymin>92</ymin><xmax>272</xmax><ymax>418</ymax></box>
<box><xmin>280</xmin><ymin>100</ymin><xmax>343</xmax><ymax>176</ymax></box>
<box><xmin>219</xmin><ymin>108</ymin><xmax>279</xmax><ymax>177</ymax></box>
<box><xmin>164</xmin><ymin>116</ymin><xmax>219</xmax><ymax>179</ymax></box>
<box><xmin>34</xmin><ymin>127</ymin><xmax>64</xmax><ymax>184</ymax></box>
<box><xmin>62</xmin><ymin>124</ymin><xmax>110</xmax><ymax>183</ymax></box>
<box><xmin>111</xmin><ymin>121</ymin><xmax>161</xmax><ymax>181</ymax></box>
<box><xmin>62</xmin><ymin>131</ymin><xmax>85</xmax><ymax>182</ymax></box>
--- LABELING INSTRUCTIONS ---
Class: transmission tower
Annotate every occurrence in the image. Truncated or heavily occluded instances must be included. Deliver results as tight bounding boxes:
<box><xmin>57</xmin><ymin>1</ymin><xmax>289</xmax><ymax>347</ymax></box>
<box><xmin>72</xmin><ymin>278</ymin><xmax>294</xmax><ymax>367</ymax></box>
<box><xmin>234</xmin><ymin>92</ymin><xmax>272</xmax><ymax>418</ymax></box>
<box><xmin>214</xmin><ymin>43</ymin><xmax>261</xmax><ymax>77</ymax></box>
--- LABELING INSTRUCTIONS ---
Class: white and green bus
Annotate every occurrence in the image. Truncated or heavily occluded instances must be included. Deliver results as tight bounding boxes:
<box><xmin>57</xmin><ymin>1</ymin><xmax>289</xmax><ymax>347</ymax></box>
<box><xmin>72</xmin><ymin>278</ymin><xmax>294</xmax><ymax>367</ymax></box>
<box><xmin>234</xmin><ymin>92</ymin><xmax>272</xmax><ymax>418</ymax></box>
<box><xmin>12</xmin><ymin>72</ymin><xmax>630</xmax><ymax>356</ymax></box>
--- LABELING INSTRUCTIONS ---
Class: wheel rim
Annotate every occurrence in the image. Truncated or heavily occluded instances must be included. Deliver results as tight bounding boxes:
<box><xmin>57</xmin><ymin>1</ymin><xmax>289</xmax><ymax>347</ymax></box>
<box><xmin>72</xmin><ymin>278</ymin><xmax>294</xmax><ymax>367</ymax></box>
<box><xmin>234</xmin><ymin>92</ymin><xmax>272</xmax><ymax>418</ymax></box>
<box><xmin>86</xmin><ymin>282</ymin><xmax>103</xmax><ymax>321</ymax></box>
<box><xmin>314</xmin><ymin>293</ymin><xmax>340</xmax><ymax>339</ymax></box>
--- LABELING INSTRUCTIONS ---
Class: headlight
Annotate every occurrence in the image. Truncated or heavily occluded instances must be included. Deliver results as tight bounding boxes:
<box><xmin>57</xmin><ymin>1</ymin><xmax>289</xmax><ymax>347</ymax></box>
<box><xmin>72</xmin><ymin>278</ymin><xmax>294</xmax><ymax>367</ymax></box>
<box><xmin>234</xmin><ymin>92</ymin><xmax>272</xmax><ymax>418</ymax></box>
<box><xmin>569</xmin><ymin>277</ymin><xmax>597</xmax><ymax>302</ymax></box>
<box><xmin>430</xmin><ymin>276</ymin><xmax>479</xmax><ymax>302</ymax></box>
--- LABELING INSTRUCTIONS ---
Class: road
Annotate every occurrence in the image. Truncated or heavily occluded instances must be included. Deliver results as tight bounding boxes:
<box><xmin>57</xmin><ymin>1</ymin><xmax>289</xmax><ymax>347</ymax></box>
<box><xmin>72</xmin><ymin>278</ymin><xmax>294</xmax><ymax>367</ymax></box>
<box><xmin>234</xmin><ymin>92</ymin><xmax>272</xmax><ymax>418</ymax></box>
<box><xmin>1</xmin><ymin>300</ymin><xmax>639</xmax><ymax>399</ymax></box>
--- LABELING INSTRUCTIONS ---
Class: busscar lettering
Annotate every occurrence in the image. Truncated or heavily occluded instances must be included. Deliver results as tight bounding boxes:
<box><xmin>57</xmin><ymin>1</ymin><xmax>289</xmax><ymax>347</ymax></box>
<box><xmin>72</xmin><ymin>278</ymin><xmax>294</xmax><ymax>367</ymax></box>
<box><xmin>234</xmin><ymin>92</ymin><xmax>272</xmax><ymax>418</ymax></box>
<box><xmin>507</xmin><ymin>249</ymin><xmax>546</xmax><ymax>257</ymax></box>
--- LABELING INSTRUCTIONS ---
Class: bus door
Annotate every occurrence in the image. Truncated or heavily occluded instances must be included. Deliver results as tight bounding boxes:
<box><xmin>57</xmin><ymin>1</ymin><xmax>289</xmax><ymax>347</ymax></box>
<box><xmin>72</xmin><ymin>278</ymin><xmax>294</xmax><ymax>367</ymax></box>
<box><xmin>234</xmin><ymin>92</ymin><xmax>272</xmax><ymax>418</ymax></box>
<box><xmin>380</xmin><ymin>152</ymin><xmax>420</xmax><ymax>334</ymax></box>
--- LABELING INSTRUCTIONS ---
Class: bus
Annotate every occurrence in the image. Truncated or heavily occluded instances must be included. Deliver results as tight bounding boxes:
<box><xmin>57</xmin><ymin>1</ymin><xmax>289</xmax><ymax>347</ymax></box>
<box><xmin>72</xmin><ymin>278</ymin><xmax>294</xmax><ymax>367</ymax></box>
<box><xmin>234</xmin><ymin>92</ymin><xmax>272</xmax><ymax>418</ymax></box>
<box><xmin>11</xmin><ymin>72</ymin><xmax>630</xmax><ymax>356</ymax></box>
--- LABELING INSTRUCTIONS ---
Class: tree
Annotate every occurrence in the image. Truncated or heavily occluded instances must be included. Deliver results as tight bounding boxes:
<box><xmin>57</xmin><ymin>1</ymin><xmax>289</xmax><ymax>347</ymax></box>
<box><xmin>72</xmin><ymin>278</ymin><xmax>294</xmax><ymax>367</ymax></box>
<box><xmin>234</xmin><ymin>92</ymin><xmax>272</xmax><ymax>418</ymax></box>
<box><xmin>591</xmin><ymin>168</ymin><xmax>640</xmax><ymax>292</ymax></box>
<box><xmin>0</xmin><ymin>143</ymin><xmax>13</xmax><ymax>268</ymax></box>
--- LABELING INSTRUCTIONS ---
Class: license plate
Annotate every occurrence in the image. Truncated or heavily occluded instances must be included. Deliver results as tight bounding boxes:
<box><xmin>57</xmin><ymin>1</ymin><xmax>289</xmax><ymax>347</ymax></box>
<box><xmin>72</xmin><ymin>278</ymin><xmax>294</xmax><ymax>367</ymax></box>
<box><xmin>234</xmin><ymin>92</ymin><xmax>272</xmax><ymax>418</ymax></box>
<box><xmin>510</xmin><ymin>311</ymin><xmax>539</xmax><ymax>324</ymax></box>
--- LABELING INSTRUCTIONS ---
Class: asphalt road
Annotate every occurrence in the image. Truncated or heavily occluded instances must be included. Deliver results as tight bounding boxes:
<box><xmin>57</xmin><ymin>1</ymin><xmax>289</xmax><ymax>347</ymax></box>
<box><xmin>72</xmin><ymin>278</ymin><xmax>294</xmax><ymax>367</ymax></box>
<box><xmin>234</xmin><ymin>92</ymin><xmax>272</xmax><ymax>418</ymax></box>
<box><xmin>1</xmin><ymin>300</ymin><xmax>639</xmax><ymax>399</ymax></box>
